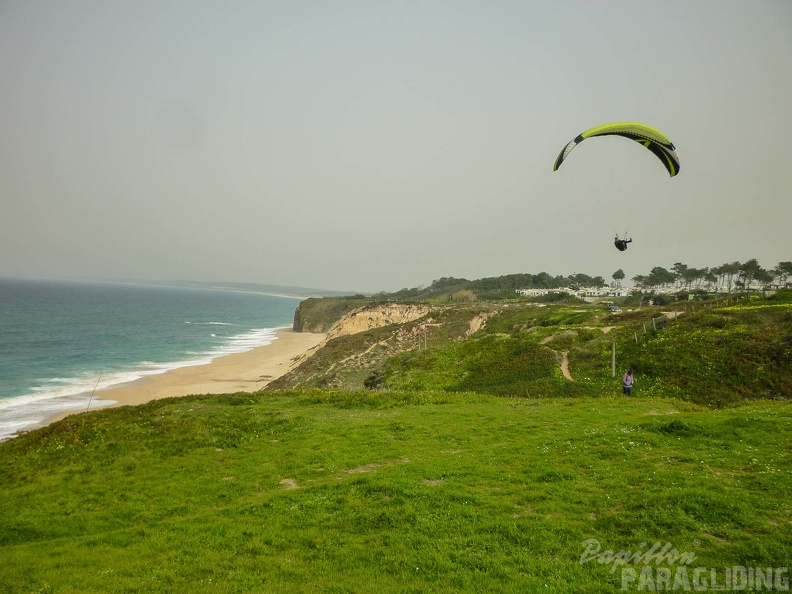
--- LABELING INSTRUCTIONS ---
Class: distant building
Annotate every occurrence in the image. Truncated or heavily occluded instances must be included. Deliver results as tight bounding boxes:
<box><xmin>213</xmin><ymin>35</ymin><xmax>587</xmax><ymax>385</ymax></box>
<box><xmin>517</xmin><ymin>279</ymin><xmax>781</xmax><ymax>301</ymax></box>
<box><xmin>516</xmin><ymin>286</ymin><xmax>631</xmax><ymax>300</ymax></box>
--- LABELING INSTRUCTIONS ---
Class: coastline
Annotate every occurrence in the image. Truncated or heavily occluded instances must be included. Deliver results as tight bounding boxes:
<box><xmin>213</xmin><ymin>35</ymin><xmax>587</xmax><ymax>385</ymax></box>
<box><xmin>43</xmin><ymin>329</ymin><xmax>326</xmax><ymax>426</ymax></box>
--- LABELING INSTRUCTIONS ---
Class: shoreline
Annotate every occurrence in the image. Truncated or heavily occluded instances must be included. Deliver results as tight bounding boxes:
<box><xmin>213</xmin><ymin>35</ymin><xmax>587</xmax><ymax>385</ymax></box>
<box><xmin>41</xmin><ymin>329</ymin><xmax>326</xmax><ymax>427</ymax></box>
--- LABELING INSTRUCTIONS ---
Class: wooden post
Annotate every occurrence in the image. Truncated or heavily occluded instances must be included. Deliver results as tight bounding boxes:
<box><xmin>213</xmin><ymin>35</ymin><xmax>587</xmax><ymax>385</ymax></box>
<box><xmin>652</xmin><ymin>317</ymin><xmax>657</xmax><ymax>331</ymax></box>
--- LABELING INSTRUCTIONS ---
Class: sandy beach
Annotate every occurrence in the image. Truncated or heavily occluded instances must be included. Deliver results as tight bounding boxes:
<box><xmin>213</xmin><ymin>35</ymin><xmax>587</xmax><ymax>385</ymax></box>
<box><xmin>94</xmin><ymin>328</ymin><xmax>326</xmax><ymax>407</ymax></box>
<box><xmin>41</xmin><ymin>329</ymin><xmax>326</xmax><ymax>427</ymax></box>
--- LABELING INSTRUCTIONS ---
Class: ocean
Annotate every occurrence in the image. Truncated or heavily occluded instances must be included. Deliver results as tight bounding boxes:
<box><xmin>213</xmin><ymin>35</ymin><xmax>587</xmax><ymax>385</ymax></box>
<box><xmin>0</xmin><ymin>278</ymin><xmax>300</xmax><ymax>441</ymax></box>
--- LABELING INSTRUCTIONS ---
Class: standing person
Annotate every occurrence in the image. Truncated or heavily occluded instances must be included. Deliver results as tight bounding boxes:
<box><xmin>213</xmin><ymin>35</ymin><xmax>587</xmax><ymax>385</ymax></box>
<box><xmin>622</xmin><ymin>369</ymin><xmax>634</xmax><ymax>395</ymax></box>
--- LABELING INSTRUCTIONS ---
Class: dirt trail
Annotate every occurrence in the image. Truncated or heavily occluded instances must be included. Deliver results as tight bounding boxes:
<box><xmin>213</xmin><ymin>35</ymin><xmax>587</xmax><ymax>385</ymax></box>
<box><xmin>560</xmin><ymin>350</ymin><xmax>573</xmax><ymax>381</ymax></box>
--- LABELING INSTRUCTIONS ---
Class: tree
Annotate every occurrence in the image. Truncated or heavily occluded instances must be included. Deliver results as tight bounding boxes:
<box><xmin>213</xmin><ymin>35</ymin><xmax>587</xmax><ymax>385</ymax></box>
<box><xmin>566</xmin><ymin>273</ymin><xmax>607</xmax><ymax>290</ymax></box>
<box><xmin>755</xmin><ymin>269</ymin><xmax>774</xmax><ymax>291</ymax></box>
<box><xmin>714</xmin><ymin>261</ymin><xmax>741</xmax><ymax>293</ymax></box>
<box><xmin>772</xmin><ymin>261</ymin><xmax>792</xmax><ymax>288</ymax></box>
<box><xmin>703</xmin><ymin>269</ymin><xmax>718</xmax><ymax>291</ymax></box>
<box><xmin>688</xmin><ymin>267</ymin><xmax>709</xmax><ymax>289</ymax></box>
<box><xmin>612</xmin><ymin>269</ymin><xmax>625</xmax><ymax>289</ymax></box>
<box><xmin>647</xmin><ymin>267</ymin><xmax>676</xmax><ymax>288</ymax></box>
<box><xmin>672</xmin><ymin>262</ymin><xmax>688</xmax><ymax>288</ymax></box>
<box><xmin>680</xmin><ymin>267</ymin><xmax>699</xmax><ymax>290</ymax></box>
<box><xmin>737</xmin><ymin>259</ymin><xmax>765</xmax><ymax>292</ymax></box>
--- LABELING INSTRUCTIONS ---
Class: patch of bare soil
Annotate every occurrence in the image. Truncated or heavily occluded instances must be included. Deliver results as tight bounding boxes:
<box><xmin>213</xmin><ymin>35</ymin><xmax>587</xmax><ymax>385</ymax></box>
<box><xmin>336</xmin><ymin>458</ymin><xmax>411</xmax><ymax>478</ymax></box>
<box><xmin>561</xmin><ymin>350</ymin><xmax>573</xmax><ymax>381</ymax></box>
<box><xmin>279</xmin><ymin>478</ymin><xmax>300</xmax><ymax>490</ymax></box>
<box><xmin>340</xmin><ymin>463</ymin><xmax>383</xmax><ymax>475</ymax></box>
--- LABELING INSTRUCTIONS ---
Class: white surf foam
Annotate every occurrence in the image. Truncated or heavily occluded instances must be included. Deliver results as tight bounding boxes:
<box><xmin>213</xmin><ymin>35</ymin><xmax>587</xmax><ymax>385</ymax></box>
<box><xmin>0</xmin><ymin>325</ymin><xmax>288</xmax><ymax>441</ymax></box>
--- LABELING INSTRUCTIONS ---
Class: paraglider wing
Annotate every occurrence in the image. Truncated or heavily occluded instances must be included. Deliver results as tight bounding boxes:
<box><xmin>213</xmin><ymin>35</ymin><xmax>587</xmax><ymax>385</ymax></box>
<box><xmin>553</xmin><ymin>122</ymin><xmax>680</xmax><ymax>177</ymax></box>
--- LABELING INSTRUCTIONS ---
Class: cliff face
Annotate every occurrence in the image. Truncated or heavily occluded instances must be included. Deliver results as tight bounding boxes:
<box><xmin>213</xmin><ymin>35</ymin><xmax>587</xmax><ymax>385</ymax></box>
<box><xmin>293</xmin><ymin>299</ymin><xmax>435</xmax><ymax>336</ymax></box>
<box><xmin>324</xmin><ymin>304</ymin><xmax>434</xmax><ymax>340</ymax></box>
<box><xmin>270</xmin><ymin>301</ymin><xmax>495</xmax><ymax>392</ymax></box>
<box><xmin>292</xmin><ymin>298</ymin><xmax>369</xmax><ymax>333</ymax></box>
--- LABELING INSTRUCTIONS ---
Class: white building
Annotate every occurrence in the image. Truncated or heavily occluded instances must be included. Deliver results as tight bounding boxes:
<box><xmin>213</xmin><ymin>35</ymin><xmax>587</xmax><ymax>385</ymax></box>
<box><xmin>516</xmin><ymin>286</ymin><xmax>632</xmax><ymax>300</ymax></box>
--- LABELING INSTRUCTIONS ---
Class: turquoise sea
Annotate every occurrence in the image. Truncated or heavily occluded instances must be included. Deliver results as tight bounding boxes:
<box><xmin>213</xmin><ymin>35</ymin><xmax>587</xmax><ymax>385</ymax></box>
<box><xmin>0</xmin><ymin>278</ymin><xmax>300</xmax><ymax>441</ymax></box>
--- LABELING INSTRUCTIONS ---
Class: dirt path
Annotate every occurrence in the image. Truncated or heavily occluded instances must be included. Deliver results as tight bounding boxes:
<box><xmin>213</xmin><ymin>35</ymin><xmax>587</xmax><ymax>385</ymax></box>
<box><xmin>544</xmin><ymin>326</ymin><xmax>613</xmax><ymax>381</ymax></box>
<box><xmin>560</xmin><ymin>350</ymin><xmax>573</xmax><ymax>381</ymax></box>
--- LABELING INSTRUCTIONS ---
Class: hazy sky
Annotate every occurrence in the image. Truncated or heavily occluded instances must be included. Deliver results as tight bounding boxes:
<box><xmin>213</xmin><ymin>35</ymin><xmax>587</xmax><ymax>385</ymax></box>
<box><xmin>2</xmin><ymin>1</ymin><xmax>790</xmax><ymax>293</ymax></box>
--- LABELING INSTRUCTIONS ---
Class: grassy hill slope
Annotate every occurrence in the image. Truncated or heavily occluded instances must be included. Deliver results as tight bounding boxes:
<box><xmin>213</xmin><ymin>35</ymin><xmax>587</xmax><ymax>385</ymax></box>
<box><xmin>279</xmin><ymin>291</ymin><xmax>792</xmax><ymax>408</ymax></box>
<box><xmin>1</xmin><ymin>291</ymin><xmax>791</xmax><ymax>592</ymax></box>
<box><xmin>1</xmin><ymin>392</ymin><xmax>790</xmax><ymax>592</ymax></box>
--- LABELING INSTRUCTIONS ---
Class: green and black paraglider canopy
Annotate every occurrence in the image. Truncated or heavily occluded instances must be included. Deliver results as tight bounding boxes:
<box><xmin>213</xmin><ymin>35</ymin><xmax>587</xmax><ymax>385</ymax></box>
<box><xmin>553</xmin><ymin>122</ymin><xmax>680</xmax><ymax>177</ymax></box>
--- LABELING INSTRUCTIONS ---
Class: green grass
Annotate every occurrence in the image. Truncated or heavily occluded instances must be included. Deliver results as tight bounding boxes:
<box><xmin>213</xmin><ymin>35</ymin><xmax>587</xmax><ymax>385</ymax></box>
<box><xmin>2</xmin><ymin>391</ymin><xmax>791</xmax><ymax>593</ymax></box>
<box><xmin>3</xmin><ymin>293</ymin><xmax>791</xmax><ymax>591</ymax></box>
<box><xmin>356</xmin><ymin>297</ymin><xmax>792</xmax><ymax>408</ymax></box>
<box><xmin>481</xmin><ymin>306</ymin><xmax>600</xmax><ymax>333</ymax></box>
<box><xmin>378</xmin><ymin>333</ymin><xmax>575</xmax><ymax>397</ymax></box>
<box><xmin>592</xmin><ymin>305</ymin><xmax>792</xmax><ymax>407</ymax></box>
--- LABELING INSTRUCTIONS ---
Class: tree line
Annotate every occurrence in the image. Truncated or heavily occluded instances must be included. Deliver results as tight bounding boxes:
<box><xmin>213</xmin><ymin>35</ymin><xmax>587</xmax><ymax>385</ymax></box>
<box><xmin>374</xmin><ymin>260</ymin><xmax>790</xmax><ymax>302</ymax></box>
<box><xmin>624</xmin><ymin>259</ymin><xmax>792</xmax><ymax>292</ymax></box>
<box><xmin>384</xmin><ymin>272</ymin><xmax>610</xmax><ymax>300</ymax></box>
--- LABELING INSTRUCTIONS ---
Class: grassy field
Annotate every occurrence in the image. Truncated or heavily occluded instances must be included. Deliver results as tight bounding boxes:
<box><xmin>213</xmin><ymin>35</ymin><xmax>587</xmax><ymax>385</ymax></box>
<box><xmin>2</xmin><ymin>391</ymin><xmax>790</xmax><ymax>593</ymax></box>
<box><xmin>2</xmin><ymin>292</ymin><xmax>791</xmax><ymax>592</ymax></box>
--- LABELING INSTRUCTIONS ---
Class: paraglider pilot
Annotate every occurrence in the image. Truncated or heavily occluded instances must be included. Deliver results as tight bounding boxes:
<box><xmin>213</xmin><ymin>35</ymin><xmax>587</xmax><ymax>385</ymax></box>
<box><xmin>614</xmin><ymin>236</ymin><xmax>633</xmax><ymax>252</ymax></box>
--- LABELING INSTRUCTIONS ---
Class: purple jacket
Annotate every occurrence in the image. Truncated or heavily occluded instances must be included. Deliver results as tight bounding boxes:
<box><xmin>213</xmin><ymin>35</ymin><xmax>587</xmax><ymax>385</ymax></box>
<box><xmin>622</xmin><ymin>372</ymin><xmax>634</xmax><ymax>388</ymax></box>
